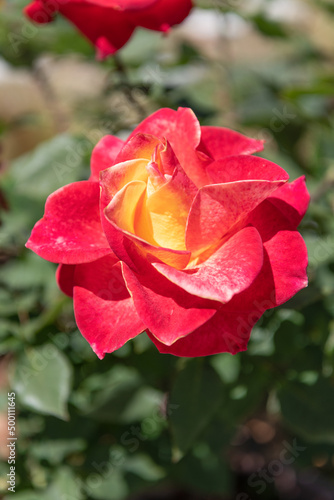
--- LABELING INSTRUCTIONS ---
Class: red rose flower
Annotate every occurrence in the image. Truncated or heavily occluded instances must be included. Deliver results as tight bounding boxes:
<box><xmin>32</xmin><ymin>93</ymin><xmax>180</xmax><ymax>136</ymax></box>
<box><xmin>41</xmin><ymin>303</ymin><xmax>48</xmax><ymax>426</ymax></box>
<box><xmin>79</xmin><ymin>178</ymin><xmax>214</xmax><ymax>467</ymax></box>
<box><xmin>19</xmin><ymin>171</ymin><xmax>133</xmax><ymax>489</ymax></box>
<box><xmin>24</xmin><ymin>0</ymin><xmax>193</xmax><ymax>58</ymax></box>
<box><xmin>26</xmin><ymin>107</ymin><xmax>309</xmax><ymax>358</ymax></box>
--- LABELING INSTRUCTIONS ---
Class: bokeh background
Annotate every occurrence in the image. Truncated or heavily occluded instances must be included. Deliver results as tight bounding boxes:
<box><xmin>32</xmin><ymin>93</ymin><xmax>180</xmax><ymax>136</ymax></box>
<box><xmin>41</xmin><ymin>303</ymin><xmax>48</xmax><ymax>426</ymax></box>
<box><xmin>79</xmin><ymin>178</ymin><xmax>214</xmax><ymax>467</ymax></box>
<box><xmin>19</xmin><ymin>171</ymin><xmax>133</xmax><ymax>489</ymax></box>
<box><xmin>1</xmin><ymin>0</ymin><xmax>334</xmax><ymax>498</ymax></box>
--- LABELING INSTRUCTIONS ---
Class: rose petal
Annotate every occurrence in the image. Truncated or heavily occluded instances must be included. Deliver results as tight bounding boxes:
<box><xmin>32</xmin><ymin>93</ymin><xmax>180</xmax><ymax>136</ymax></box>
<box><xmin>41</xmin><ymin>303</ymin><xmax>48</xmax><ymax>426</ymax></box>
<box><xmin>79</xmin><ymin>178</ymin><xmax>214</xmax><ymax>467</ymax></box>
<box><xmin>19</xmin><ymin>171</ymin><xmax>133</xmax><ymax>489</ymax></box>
<box><xmin>115</xmin><ymin>133</ymin><xmax>161</xmax><ymax>164</ymax></box>
<box><xmin>130</xmin><ymin>0</ymin><xmax>193</xmax><ymax>31</ymax></box>
<box><xmin>148</xmin><ymin>307</ymin><xmax>260</xmax><ymax>357</ymax></box>
<box><xmin>105</xmin><ymin>180</ymin><xmax>147</xmax><ymax>234</ymax></box>
<box><xmin>207</xmin><ymin>155</ymin><xmax>289</xmax><ymax>184</ymax></box>
<box><xmin>77</xmin><ymin>0</ymin><xmax>159</xmax><ymax>10</ymax></box>
<box><xmin>25</xmin><ymin>0</ymin><xmax>193</xmax><ymax>57</ymax></box>
<box><xmin>90</xmin><ymin>135</ymin><xmax>124</xmax><ymax>182</ymax></box>
<box><xmin>100</xmin><ymin>159</ymin><xmax>149</xmax><ymax>205</ymax></box>
<box><xmin>265</xmin><ymin>230</ymin><xmax>308</xmax><ymax>306</ymax></box>
<box><xmin>56</xmin><ymin>264</ymin><xmax>76</xmax><ymax>297</ymax></box>
<box><xmin>121</xmin><ymin>262</ymin><xmax>217</xmax><ymax>345</ymax></box>
<box><xmin>73</xmin><ymin>256</ymin><xmax>145</xmax><ymax>359</ymax></box>
<box><xmin>59</xmin><ymin>3</ymin><xmax>136</xmax><ymax>57</ymax></box>
<box><xmin>136</xmin><ymin>170</ymin><xmax>197</xmax><ymax>251</ymax></box>
<box><xmin>103</xmin><ymin>207</ymin><xmax>191</xmax><ymax>270</ymax></box>
<box><xmin>186</xmin><ymin>179</ymin><xmax>287</xmax><ymax>253</ymax></box>
<box><xmin>228</xmin><ymin>231</ymin><xmax>308</xmax><ymax>314</ymax></box>
<box><xmin>267</xmin><ymin>176</ymin><xmax>310</xmax><ymax>228</ymax></box>
<box><xmin>198</xmin><ymin>126</ymin><xmax>264</xmax><ymax>160</ymax></box>
<box><xmin>26</xmin><ymin>181</ymin><xmax>111</xmax><ymax>264</ymax></box>
<box><xmin>154</xmin><ymin>227</ymin><xmax>263</xmax><ymax>303</ymax></box>
<box><xmin>24</xmin><ymin>1</ymin><xmax>55</xmax><ymax>23</ymax></box>
<box><xmin>128</xmin><ymin>107</ymin><xmax>210</xmax><ymax>187</ymax></box>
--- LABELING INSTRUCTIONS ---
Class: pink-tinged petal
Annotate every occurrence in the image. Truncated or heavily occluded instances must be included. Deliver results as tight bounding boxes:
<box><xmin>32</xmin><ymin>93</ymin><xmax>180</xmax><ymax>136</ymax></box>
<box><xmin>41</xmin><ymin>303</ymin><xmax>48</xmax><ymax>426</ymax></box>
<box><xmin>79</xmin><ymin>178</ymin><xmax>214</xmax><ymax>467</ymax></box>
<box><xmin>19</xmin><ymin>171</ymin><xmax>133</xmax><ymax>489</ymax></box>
<box><xmin>128</xmin><ymin>107</ymin><xmax>210</xmax><ymax>187</ymax></box>
<box><xmin>267</xmin><ymin>176</ymin><xmax>310</xmax><ymax>228</ymax></box>
<box><xmin>121</xmin><ymin>262</ymin><xmax>217</xmax><ymax>345</ymax></box>
<box><xmin>198</xmin><ymin>126</ymin><xmax>264</xmax><ymax>160</ymax></box>
<box><xmin>90</xmin><ymin>135</ymin><xmax>124</xmax><ymax>181</ymax></box>
<box><xmin>129</xmin><ymin>0</ymin><xmax>193</xmax><ymax>31</ymax></box>
<box><xmin>73</xmin><ymin>256</ymin><xmax>145</xmax><ymax>359</ymax></box>
<box><xmin>102</xmin><ymin>208</ymin><xmax>191</xmax><ymax>270</ymax></box>
<box><xmin>207</xmin><ymin>155</ymin><xmax>289</xmax><ymax>184</ymax></box>
<box><xmin>24</xmin><ymin>1</ymin><xmax>55</xmax><ymax>23</ymax></box>
<box><xmin>186</xmin><ymin>179</ymin><xmax>287</xmax><ymax>253</ymax></box>
<box><xmin>115</xmin><ymin>133</ymin><xmax>161</xmax><ymax>164</ymax></box>
<box><xmin>26</xmin><ymin>181</ymin><xmax>111</xmax><ymax>264</ymax></box>
<box><xmin>154</xmin><ymin>227</ymin><xmax>263</xmax><ymax>303</ymax></box>
<box><xmin>148</xmin><ymin>307</ymin><xmax>260</xmax><ymax>357</ymax></box>
<box><xmin>56</xmin><ymin>264</ymin><xmax>76</xmax><ymax>298</ymax></box>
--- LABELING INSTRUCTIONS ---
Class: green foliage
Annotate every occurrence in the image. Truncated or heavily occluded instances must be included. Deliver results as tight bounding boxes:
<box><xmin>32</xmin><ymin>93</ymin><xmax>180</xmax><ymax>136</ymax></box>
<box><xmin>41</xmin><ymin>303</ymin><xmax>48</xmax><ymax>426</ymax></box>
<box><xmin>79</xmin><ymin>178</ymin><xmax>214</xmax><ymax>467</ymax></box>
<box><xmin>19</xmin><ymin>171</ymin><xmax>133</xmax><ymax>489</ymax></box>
<box><xmin>169</xmin><ymin>359</ymin><xmax>225</xmax><ymax>460</ymax></box>
<box><xmin>278</xmin><ymin>377</ymin><xmax>334</xmax><ymax>443</ymax></box>
<box><xmin>12</xmin><ymin>346</ymin><xmax>73</xmax><ymax>419</ymax></box>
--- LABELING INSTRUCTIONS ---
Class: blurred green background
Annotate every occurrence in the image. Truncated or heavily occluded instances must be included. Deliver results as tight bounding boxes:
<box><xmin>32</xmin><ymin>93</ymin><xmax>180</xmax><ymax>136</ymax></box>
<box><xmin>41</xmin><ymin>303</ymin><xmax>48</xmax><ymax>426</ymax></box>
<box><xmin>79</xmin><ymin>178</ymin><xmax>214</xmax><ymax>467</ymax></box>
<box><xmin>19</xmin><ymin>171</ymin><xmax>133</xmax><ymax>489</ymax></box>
<box><xmin>0</xmin><ymin>0</ymin><xmax>334</xmax><ymax>498</ymax></box>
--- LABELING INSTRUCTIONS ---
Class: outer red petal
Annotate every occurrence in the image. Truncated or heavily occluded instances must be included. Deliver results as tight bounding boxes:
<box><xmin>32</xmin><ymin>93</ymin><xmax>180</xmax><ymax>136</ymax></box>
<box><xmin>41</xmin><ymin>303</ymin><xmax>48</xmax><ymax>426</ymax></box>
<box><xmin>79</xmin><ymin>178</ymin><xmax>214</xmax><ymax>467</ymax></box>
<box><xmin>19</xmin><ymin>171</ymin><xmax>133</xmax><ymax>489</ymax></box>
<box><xmin>59</xmin><ymin>3</ymin><xmax>136</xmax><ymax>57</ymax></box>
<box><xmin>73</xmin><ymin>256</ymin><xmax>145</xmax><ymax>359</ymax></box>
<box><xmin>25</xmin><ymin>0</ymin><xmax>192</xmax><ymax>57</ymax></box>
<box><xmin>56</xmin><ymin>264</ymin><xmax>76</xmax><ymax>298</ymax></box>
<box><xmin>147</xmin><ymin>307</ymin><xmax>260</xmax><ymax>357</ymax></box>
<box><xmin>90</xmin><ymin>135</ymin><xmax>124</xmax><ymax>182</ymax></box>
<box><xmin>69</xmin><ymin>0</ymin><xmax>159</xmax><ymax>9</ymax></box>
<box><xmin>198</xmin><ymin>126</ymin><xmax>264</xmax><ymax>160</ymax></box>
<box><xmin>264</xmin><ymin>230</ymin><xmax>308</xmax><ymax>306</ymax></box>
<box><xmin>121</xmin><ymin>262</ymin><xmax>217</xmax><ymax>345</ymax></box>
<box><xmin>130</xmin><ymin>0</ymin><xmax>193</xmax><ymax>31</ymax></box>
<box><xmin>24</xmin><ymin>1</ymin><xmax>55</xmax><ymax>23</ymax></box>
<box><xmin>230</xmin><ymin>201</ymin><xmax>309</xmax><ymax>315</ymax></box>
<box><xmin>154</xmin><ymin>227</ymin><xmax>263</xmax><ymax>303</ymax></box>
<box><xmin>26</xmin><ymin>181</ymin><xmax>111</xmax><ymax>264</ymax></box>
<box><xmin>207</xmin><ymin>155</ymin><xmax>289</xmax><ymax>184</ymax></box>
<box><xmin>267</xmin><ymin>176</ymin><xmax>310</xmax><ymax>228</ymax></box>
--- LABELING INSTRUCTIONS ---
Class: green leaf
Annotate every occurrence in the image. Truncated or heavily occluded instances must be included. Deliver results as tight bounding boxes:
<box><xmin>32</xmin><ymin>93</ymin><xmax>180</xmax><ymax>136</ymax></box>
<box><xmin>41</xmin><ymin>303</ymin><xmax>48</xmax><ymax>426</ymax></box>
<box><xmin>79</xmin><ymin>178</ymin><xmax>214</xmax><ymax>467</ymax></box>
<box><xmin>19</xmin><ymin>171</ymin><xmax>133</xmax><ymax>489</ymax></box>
<box><xmin>9</xmin><ymin>134</ymin><xmax>87</xmax><ymax>201</ymax></box>
<box><xmin>251</xmin><ymin>14</ymin><xmax>288</xmax><ymax>38</ymax></box>
<box><xmin>210</xmin><ymin>353</ymin><xmax>240</xmax><ymax>384</ymax></box>
<box><xmin>173</xmin><ymin>451</ymin><xmax>232</xmax><ymax>495</ymax></box>
<box><xmin>0</xmin><ymin>252</ymin><xmax>56</xmax><ymax>290</ymax></box>
<box><xmin>278</xmin><ymin>377</ymin><xmax>334</xmax><ymax>443</ymax></box>
<box><xmin>87</xmin><ymin>470</ymin><xmax>128</xmax><ymax>500</ymax></box>
<box><xmin>12</xmin><ymin>346</ymin><xmax>72</xmax><ymax>419</ymax></box>
<box><xmin>124</xmin><ymin>454</ymin><xmax>165</xmax><ymax>481</ymax></box>
<box><xmin>46</xmin><ymin>467</ymin><xmax>83</xmax><ymax>500</ymax></box>
<box><xmin>4</xmin><ymin>492</ymin><xmax>46</xmax><ymax>500</ymax></box>
<box><xmin>30</xmin><ymin>439</ymin><xmax>86</xmax><ymax>465</ymax></box>
<box><xmin>169</xmin><ymin>359</ymin><xmax>224</xmax><ymax>460</ymax></box>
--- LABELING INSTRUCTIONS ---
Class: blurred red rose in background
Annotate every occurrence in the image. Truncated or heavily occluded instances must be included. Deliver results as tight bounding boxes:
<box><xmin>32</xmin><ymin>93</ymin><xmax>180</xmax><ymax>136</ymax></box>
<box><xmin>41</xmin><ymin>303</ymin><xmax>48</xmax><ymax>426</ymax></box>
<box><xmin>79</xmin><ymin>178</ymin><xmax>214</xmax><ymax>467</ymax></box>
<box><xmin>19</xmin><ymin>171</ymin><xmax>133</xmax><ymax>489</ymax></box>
<box><xmin>24</xmin><ymin>0</ymin><xmax>193</xmax><ymax>58</ymax></box>
<box><xmin>26</xmin><ymin>107</ymin><xmax>309</xmax><ymax>358</ymax></box>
